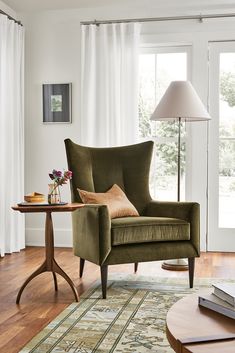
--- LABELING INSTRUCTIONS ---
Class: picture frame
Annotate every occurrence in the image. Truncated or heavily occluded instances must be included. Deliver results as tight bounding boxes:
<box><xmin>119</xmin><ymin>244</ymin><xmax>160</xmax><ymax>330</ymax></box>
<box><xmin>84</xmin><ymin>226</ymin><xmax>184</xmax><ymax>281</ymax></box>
<box><xmin>43</xmin><ymin>83</ymin><xmax>72</xmax><ymax>123</ymax></box>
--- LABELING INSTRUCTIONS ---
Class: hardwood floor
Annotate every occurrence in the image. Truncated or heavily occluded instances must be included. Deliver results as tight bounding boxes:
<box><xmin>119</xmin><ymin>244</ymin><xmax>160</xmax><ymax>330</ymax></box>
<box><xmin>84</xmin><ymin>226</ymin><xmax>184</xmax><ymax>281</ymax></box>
<box><xmin>0</xmin><ymin>247</ymin><xmax>235</xmax><ymax>353</ymax></box>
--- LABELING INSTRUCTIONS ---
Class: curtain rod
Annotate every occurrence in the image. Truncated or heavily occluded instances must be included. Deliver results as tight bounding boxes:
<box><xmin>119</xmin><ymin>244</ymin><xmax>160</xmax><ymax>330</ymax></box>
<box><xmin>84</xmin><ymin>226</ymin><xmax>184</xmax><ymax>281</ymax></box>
<box><xmin>0</xmin><ymin>9</ymin><xmax>22</xmax><ymax>26</ymax></box>
<box><xmin>81</xmin><ymin>12</ymin><xmax>235</xmax><ymax>25</ymax></box>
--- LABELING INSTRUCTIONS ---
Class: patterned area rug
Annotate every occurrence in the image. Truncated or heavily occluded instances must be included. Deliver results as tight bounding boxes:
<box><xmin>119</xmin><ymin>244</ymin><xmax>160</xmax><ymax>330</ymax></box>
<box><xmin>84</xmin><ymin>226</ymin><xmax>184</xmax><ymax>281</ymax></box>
<box><xmin>19</xmin><ymin>275</ymin><xmax>224</xmax><ymax>353</ymax></box>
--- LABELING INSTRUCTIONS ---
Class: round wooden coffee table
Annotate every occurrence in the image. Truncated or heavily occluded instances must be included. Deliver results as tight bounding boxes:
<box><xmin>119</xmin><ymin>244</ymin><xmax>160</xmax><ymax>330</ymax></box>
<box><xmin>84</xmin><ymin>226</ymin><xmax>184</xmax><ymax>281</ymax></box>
<box><xmin>166</xmin><ymin>292</ymin><xmax>235</xmax><ymax>352</ymax></box>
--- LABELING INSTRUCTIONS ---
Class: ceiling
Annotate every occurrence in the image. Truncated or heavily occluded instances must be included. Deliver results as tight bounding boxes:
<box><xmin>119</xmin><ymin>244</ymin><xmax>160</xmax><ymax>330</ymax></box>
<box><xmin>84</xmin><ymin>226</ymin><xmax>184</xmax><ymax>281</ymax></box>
<box><xmin>3</xmin><ymin>0</ymin><xmax>235</xmax><ymax>13</ymax></box>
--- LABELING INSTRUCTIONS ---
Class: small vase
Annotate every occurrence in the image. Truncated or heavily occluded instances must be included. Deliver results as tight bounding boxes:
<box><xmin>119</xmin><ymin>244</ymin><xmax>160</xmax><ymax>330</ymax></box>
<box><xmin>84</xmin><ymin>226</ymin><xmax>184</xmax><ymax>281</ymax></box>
<box><xmin>48</xmin><ymin>183</ymin><xmax>61</xmax><ymax>204</ymax></box>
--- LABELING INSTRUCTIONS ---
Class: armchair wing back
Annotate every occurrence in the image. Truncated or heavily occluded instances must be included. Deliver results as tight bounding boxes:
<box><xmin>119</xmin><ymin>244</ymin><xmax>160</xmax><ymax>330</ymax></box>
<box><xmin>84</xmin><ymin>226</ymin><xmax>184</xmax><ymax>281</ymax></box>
<box><xmin>65</xmin><ymin>139</ymin><xmax>200</xmax><ymax>299</ymax></box>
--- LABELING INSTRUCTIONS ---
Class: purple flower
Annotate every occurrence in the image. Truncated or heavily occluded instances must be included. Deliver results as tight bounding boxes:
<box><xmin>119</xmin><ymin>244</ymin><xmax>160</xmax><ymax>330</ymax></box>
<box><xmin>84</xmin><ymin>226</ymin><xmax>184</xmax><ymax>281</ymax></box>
<box><xmin>48</xmin><ymin>169</ymin><xmax>72</xmax><ymax>187</ymax></box>
<box><xmin>55</xmin><ymin>171</ymin><xmax>62</xmax><ymax>178</ymax></box>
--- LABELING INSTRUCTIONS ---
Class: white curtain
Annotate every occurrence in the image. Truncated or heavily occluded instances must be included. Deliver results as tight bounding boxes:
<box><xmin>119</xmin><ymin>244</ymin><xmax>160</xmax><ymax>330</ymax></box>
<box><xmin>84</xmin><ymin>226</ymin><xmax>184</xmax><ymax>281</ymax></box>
<box><xmin>0</xmin><ymin>15</ymin><xmax>25</xmax><ymax>257</ymax></box>
<box><xmin>81</xmin><ymin>22</ymin><xmax>141</xmax><ymax>147</ymax></box>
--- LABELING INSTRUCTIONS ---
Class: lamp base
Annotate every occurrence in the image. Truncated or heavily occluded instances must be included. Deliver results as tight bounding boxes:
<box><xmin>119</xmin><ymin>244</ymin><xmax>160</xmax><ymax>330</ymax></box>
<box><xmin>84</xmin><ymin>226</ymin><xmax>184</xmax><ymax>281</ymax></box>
<box><xmin>161</xmin><ymin>258</ymin><xmax>188</xmax><ymax>271</ymax></box>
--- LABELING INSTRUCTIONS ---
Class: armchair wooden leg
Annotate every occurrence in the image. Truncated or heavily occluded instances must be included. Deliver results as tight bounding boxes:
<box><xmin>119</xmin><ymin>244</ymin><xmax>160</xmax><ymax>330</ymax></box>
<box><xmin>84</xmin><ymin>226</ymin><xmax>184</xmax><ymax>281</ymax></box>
<box><xmin>134</xmin><ymin>263</ymin><xmax>138</xmax><ymax>273</ymax></box>
<box><xmin>100</xmin><ymin>265</ymin><xmax>108</xmax><ymax>299</ymax></box>
<box><xmin>188</xmin><ymin>257</ymin><xmax>195</xmax><ymax>288</ymax></box>
<box><xmin>79</xmin><ymin>258</ymin><xmax>85</xmax><ymax>278</ymax></box>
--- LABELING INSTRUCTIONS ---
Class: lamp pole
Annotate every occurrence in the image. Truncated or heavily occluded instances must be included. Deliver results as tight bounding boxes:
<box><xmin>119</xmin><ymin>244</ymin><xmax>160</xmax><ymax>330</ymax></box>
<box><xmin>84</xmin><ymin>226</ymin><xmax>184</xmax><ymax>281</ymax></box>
<box><xmin>162</xmin><ymin>116</ymin><xmax>189</xmax><ymax>271</ymax></box>
<box><xmin>177</xmin><ymin>117</ymin><xmax>181</xmax><ymax>202</ymax></box>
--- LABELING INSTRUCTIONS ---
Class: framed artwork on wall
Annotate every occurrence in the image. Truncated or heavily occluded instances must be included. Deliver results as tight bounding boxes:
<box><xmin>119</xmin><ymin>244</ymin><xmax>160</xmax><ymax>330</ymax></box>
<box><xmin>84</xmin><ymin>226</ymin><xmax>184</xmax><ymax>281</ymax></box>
<box><xmin>43</xmin><ymin>83</ymin><xmax>72</xmax><ymax>123</ymax></box>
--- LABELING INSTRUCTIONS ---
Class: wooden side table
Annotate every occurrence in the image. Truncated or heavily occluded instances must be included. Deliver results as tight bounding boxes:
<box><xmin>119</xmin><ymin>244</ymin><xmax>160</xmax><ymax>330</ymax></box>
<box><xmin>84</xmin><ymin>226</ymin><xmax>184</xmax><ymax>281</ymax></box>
<box><xmin>166</xmin><ymin>292</ymin><xmax>235</xmax><ymax>352</ymax></box>
<box><xmin>12</xmin><ymin>203</ymin><xmax>84</xmax><ymax>304</ymax></box>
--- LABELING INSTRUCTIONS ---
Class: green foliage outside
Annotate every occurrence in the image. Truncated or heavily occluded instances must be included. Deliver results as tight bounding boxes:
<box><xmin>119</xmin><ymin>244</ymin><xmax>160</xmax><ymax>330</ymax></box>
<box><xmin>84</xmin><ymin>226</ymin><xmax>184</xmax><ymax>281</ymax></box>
<box><xmin>139</xmin><ymin>91</ymin><xmax>186</xmax><ymax>177</ymax></box>
<box><xmin>220</xmin><ymin>71</ymin><xmax>235</xmax><ymax>107</ymax></box>
<box><xmin>138</xmin><ymin>92</ymin><xmax>152</xmax><ymax>138</ymax></box>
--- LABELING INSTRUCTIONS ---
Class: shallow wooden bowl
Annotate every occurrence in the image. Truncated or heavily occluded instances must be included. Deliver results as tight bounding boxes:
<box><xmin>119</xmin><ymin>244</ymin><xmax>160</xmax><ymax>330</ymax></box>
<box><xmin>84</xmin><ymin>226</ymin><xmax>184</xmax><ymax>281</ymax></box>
<box><xmin>24</xmin><ymin>192</ymin><xmax>45</xmax><ymax>203</ymax></box>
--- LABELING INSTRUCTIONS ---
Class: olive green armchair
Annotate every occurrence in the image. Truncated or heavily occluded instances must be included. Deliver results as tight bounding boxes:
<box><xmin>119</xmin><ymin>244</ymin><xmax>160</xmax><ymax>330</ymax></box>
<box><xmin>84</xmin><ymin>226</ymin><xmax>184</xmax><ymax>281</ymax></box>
<box><xmin>65</xmin><ymin>139</ymin><xmax>200</xmax><ymax>298</ymax></box>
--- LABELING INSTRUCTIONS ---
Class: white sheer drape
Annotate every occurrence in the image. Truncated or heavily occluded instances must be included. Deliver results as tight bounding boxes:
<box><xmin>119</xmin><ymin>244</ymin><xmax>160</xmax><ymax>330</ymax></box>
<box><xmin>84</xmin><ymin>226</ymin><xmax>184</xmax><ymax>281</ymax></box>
<box><xmin>81</xmin><ymin>22</ymin><xmax>141</xmax><ymax>147</ymax></box>
<box><xmin>0</xmin><ymin>15</ymin><xmax>25</xmax><ymax>257</ymax></box>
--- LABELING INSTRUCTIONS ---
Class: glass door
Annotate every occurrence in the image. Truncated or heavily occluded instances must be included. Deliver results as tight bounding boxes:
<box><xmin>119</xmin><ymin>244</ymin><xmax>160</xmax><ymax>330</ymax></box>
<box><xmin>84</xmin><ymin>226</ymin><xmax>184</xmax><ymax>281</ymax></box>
<box><xmin>208</xmin><ymin>42</ymin><xmax>235</xmax><ymax>251</ymax></box>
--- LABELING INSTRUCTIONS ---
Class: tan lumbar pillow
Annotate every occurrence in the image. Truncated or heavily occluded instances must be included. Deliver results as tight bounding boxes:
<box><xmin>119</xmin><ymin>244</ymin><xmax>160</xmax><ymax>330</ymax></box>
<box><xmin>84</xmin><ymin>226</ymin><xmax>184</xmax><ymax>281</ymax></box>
<box><xmin>78</xmin><ymin>184</ymin><xmax>139</xmax><ymax>219</ymax></box>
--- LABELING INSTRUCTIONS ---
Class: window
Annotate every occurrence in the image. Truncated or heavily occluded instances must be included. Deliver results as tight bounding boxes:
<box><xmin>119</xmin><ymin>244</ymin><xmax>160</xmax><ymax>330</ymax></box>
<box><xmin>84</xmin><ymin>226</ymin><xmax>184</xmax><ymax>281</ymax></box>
<box><xmin>219</xmin><ymin>53</ymin><xmax>235</xmax><ymax>227</ymax></box>
<box><xmin>208</xmin><ymin>41</ymin><xmax>235</xmax><ymax>251</ymax></box>
<box><xmin>138</xmin><ymin>46</ymin><xmax>191</xmax><ymax>200</ymax></box>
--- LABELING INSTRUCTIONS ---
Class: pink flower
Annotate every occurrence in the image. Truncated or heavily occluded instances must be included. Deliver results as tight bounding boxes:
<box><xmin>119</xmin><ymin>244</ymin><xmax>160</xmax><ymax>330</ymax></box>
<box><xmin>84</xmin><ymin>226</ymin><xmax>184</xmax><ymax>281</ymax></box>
<box><xmin>64</xmin><ymin>170</ymin><xmax>72</xmax><ymax>179</ymax></box>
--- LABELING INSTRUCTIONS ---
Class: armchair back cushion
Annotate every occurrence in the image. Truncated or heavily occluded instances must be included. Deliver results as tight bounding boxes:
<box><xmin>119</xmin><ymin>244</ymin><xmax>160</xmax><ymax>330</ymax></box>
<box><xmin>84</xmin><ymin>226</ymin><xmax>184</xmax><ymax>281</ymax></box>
<box><xmin>65</xmin><ymin>139</ymin><xmax>154</xmax><ymax>214</ymax></box>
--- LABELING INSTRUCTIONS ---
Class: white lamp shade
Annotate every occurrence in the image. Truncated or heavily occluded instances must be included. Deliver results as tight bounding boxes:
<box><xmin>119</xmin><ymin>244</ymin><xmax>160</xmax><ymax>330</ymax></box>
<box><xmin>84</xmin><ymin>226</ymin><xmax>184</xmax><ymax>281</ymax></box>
<box><xmin>151</xmin><ymin>81</ymin><xmax>211</xmax><ymax>121</ymax></box>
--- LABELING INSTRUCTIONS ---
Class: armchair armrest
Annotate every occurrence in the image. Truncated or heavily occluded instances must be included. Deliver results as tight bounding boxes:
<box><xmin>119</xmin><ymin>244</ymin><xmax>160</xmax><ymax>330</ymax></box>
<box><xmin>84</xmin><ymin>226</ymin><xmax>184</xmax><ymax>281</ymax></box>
<box><xmin>72</xmin><ymin>204</ymin><xmax>111</xmax><ymax>265</ymax></box>
<box><xmin>144</xmin><ymin>200</ymin><xmax>200</xmax><ymax>255</ymax></box>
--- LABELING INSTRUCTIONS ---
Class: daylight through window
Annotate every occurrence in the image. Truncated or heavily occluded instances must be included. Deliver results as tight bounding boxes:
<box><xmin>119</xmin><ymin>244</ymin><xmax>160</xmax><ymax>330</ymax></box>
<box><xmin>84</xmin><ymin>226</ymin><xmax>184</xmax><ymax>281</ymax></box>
<box><xmin>138</xmin><ymin>47</ymin><xmax>190</xmax><ymax>200</ymax></box>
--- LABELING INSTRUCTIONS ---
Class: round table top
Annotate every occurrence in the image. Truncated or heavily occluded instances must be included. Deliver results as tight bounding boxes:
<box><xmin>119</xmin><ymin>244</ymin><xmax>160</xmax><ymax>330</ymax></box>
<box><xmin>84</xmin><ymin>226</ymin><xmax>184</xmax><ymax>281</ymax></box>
<box><xmin>166</xmin><ymin>291</ymin><xmax>235</xmax><ymax>353</ymax></box>
<box><xmin>12</xmin><ymin>202</ymin><xmax>84</xmax><ymax>213</ymax></box>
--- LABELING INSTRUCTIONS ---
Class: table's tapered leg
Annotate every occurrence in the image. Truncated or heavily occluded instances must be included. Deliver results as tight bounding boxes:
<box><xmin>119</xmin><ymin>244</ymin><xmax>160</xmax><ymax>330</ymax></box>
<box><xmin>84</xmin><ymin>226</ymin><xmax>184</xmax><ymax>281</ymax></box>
<box><xmin>52</xmin><ymin>272</ymin><xmax>58</xmax><ymax>291</ymax></box>
<box><xmin>16</xmin><ymin>211</ymin><xmax>79</xmax><ymax>304</ymax></box>
<box><xmin>45</xmin><ymin>212</ymin><xmax>55</xmax><ymax>271</ymax></box>
<box><xmin>45</xmin><ymin>212</ymin><xmax>78</xmax><ymax>301</ymax></box>
<box><xmin>16</xmin><ymin>262</ymin><xmax>47</xmax><ymax>304</ymax></box>
<box><xmin>52</xmin><ymin>260</ymin><xmax>79</xmax><ymax>302</ymax></box>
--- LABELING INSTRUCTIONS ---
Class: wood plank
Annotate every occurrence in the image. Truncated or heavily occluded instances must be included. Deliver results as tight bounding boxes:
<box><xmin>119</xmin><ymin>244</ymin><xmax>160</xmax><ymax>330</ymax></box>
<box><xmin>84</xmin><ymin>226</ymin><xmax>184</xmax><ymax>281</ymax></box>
<box><xmin>0</xmin><ymin>247</ymin><xmax>234</xmax><ymax>353</ymax></box>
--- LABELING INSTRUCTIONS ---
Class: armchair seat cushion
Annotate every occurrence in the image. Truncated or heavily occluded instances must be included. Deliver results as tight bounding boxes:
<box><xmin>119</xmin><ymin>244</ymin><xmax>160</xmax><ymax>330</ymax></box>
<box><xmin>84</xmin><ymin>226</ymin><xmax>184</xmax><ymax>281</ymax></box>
<box><xmin>111</xmin><ymin>216</ymin><xmax>190</xmax><ymax>246</ymax></box>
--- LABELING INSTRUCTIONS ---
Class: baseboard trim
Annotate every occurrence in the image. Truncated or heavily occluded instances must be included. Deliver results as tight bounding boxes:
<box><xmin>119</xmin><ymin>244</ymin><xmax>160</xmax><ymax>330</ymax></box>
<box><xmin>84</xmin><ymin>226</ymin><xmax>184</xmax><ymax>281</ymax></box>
<box><xmin>26</xmin><ymin>228</ymin><xmax>72</xmax><ymax>247</ymax></box>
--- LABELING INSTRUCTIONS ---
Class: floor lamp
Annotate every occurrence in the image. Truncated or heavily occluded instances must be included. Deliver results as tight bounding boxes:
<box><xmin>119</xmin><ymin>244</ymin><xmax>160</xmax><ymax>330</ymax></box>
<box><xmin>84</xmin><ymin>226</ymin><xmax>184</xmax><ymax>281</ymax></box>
<box><xmin>151</xmin><ymin>81</ymin><xmax>211</xmax><ymax>270</ymax></box>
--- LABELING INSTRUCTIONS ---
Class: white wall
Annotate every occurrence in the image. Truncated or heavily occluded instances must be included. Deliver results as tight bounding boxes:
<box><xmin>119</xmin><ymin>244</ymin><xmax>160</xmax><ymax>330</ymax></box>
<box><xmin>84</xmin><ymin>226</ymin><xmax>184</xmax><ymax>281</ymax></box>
<box><xmin>20</xmin><ymin>5</ymin><xmax>235</xmax><ymax>249</ymax></box>
<box><xmin>0</xmin><ymin>0</ymin><xmax>17</xmax><ymax>18</ymax></box>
